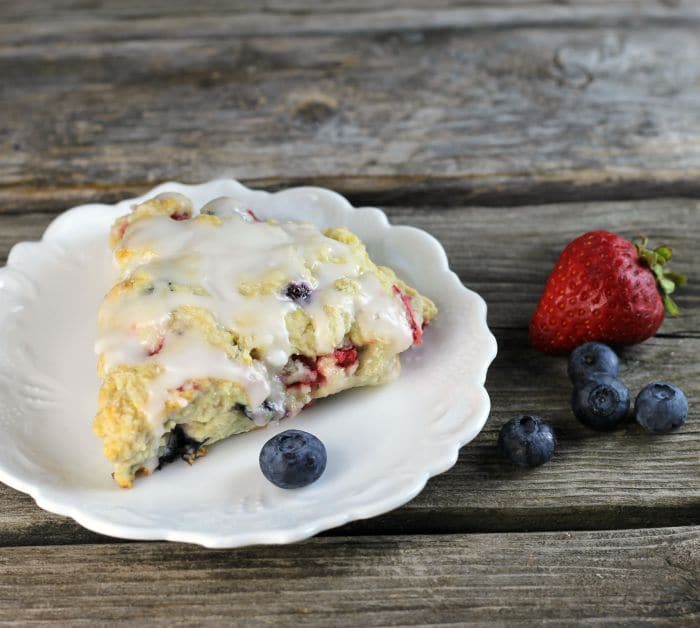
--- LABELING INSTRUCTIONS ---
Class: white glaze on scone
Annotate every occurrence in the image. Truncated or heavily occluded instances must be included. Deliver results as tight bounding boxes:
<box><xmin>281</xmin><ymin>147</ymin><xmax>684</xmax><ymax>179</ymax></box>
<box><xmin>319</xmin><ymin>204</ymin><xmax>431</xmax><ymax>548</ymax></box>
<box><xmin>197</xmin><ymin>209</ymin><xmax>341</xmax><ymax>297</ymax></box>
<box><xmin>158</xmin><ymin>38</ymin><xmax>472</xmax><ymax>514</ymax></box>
<box><xmin>94</xmin><ymin>192</ymin><xmax>437</xmax><ymax>487</ymax></box>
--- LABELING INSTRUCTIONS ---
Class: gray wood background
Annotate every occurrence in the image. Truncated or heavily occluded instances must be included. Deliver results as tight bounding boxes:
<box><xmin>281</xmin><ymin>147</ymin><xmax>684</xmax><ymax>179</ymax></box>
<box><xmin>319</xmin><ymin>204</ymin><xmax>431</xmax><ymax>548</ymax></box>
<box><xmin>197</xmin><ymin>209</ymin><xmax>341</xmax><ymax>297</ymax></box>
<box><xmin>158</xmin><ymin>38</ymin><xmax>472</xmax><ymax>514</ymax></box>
<box><xmin>1</xmin><ymin>1</ymin><xmax>698</xmax><ymax>625</ymax></box>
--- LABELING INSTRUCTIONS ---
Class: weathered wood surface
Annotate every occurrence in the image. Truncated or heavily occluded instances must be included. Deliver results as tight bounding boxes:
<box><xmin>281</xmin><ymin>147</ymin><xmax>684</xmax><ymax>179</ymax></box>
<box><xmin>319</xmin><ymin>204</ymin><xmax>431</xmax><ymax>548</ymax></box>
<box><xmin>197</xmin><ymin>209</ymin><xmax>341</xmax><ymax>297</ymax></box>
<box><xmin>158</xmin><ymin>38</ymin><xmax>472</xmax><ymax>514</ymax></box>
<box><xmin>1</xmin><ymin>329</ymin><xmax>696</xmax><ymax>546</ymax></box>
<box><xmin>2</xmin><ymin>3</ymin><xmax>700</xmax><ymax>624</ymax></box>
<box><xmin>1</xmin><ymin>332</ymin><xmax>698</xmax><ymax>545</ymax></box>
<box><xmin>4</xmin><ymin>0</ymin><xmax>700</xmax><ymax>34</ymax></box>
<box><xmin>4</xmin><ymin>3</ymin><xmax>700</xmax><ymax>211</ymax></box>
<box><xmin>1</xmin><ymin>528</ymin><xmax>698</xmax><ymax>625</ymax></box>
<box><xmin>1</xmin><ymin>200</ymin><xmax>697</xmax><ymax>547</ymax></box>
<box><xmin>2</xmin><ymin>199</ymin><xmax>698</xmax><ymax>332</ymax></box>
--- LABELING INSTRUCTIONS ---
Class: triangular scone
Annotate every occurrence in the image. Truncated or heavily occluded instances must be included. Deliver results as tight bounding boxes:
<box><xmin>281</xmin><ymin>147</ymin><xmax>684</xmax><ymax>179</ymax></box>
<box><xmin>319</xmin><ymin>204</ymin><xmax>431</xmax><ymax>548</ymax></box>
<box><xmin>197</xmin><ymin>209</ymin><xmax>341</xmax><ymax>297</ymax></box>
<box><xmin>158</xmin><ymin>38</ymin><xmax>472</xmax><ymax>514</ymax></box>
<box><xmin>94</xmin><ymin>193</ymin><xmax>437</xmax><ymax>487</ymax></box>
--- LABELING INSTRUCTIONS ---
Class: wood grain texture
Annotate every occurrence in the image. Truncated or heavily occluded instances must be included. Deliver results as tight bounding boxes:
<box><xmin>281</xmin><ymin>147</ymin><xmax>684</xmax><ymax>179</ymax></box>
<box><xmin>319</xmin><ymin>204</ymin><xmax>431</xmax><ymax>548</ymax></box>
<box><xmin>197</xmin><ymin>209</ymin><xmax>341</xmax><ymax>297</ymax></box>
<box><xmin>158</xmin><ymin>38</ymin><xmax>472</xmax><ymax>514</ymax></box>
<box><xmin>4</xmin><ymin>3</ymin><xmax>700</xmax><ymax>210</ymax></box>
<box><xmin>2</xmin><ymin>4</ymin><xmax>699</xmax><ymax>622</ymax></box>
<box><xmin>1</xmin><ymin>528</ymin><xmax>698</xmax><ymax>625</ymax></box>
<box><xmin>2</xmin><ymin>199</ymin><xmax>698</xmax><ymax>330</ymax></box>
<box><xmin>4</xmin><ymin>1</ymin><xmax>700</xmax><ymax>38</ymax></box>
<box><xmin>383</xmin><ymin>200</ymin><xmax>700</xmax><ymax>336</ymax></box>
<box><xmin>0</xmin><ymin>200</ymin><xmax>697</xmax><ymax>546</ymax></box>
<box><xmin>1</xmin><ymin>330</ymin><xmax>696</xmax><ymax>546</ymax></box>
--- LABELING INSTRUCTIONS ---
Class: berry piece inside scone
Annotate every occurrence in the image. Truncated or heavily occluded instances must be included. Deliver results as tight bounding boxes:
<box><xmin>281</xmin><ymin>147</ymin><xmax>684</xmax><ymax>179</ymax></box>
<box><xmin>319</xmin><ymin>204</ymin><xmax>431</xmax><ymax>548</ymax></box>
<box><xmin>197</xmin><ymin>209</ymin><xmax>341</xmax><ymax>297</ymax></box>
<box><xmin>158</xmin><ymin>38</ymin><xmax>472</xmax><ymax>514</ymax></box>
<box><xmin>94</xmin><ymin>192</ymin><xmax>437</xmax><ymax>487</ymax></box>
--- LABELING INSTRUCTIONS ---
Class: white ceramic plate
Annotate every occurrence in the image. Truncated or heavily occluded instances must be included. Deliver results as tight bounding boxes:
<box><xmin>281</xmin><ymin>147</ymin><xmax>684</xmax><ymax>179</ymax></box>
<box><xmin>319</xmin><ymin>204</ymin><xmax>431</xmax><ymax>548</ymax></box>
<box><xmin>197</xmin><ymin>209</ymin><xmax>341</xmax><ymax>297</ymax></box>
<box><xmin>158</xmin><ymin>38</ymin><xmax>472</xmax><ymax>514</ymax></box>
<box><xmin>0</xmin><ymin>179</ymin><xmax>496</xmax><ymax>548</ymax></box>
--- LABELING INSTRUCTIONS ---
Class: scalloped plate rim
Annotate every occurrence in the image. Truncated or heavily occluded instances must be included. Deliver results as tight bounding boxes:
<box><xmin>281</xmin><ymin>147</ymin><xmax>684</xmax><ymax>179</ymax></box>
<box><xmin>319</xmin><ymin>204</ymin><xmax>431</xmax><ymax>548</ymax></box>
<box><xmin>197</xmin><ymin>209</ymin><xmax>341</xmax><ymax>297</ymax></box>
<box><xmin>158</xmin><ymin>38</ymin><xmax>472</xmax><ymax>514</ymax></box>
<box><xmin>0</xmin><ymin>179</ymin><xmax>497</xmax><ymax>548</ymax></box>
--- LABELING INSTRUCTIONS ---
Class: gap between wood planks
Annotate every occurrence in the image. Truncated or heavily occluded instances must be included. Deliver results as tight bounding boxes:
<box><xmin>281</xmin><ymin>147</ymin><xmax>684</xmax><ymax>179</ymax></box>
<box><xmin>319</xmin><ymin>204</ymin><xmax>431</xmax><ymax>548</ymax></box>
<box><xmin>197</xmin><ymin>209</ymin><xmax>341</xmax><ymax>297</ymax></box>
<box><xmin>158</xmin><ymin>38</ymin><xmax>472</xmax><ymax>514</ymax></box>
<box><xmin>4</xmin><ymin>177</ymin><xmax>700</xmax><ymax>214</ymax></box>
<box><xmin>1</xmin><ymin>498</ymin><xmax>698</xmax><ymax>549</ymax></box>
<box><xmin>1</xmin><ymin>476</ymin><xmax>699</xmax><ymax>550</ymax></box>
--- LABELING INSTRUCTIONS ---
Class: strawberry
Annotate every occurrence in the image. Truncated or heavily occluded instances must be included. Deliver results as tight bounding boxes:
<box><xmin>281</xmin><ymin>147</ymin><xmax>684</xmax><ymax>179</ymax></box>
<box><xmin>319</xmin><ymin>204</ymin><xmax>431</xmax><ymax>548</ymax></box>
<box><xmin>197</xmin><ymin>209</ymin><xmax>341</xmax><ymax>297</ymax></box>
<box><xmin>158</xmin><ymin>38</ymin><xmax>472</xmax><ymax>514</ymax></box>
<box><xmin>529</xmin><ymin>231</ymin><xmax>686</xmax><ymax>354</ymax></box>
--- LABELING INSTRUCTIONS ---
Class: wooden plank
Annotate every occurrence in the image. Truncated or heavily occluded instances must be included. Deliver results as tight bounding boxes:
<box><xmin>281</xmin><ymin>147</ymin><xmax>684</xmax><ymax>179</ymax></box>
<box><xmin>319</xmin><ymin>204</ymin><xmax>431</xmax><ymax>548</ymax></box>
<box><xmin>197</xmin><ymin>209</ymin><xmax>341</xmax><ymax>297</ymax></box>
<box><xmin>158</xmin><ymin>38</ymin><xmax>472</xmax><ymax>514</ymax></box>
<box><xmin>3</xmin><ymin>199</ymin><xmax>698</xmax><ymax>331</ymax></box>
<box><xmin>383</xmin><ymin>200</ymin><xmax>700</xmax><ymax>335</ymax></box>
<box><xmin>4</xmin><ymin>9</ymin><xmax>700</xmax><ymax>210</ymax></box>
<box><xmin>0</xmin><ymin>528</ymin><xmax>698</xmax><ymax>624</ymax></box>
<box><xmin>1</xmin><ymin>330</ymin><xmax>696</xmax><ymax>545</ymax></box>
<box><xmin>3</xmin><ymin>1</ymin><xmax>700</xmax><ymax>39</ymax></box>
<box><xmin>0</xmin><ymin>200</ymin><xmax>697</xmax><ymax>545</ymax></box>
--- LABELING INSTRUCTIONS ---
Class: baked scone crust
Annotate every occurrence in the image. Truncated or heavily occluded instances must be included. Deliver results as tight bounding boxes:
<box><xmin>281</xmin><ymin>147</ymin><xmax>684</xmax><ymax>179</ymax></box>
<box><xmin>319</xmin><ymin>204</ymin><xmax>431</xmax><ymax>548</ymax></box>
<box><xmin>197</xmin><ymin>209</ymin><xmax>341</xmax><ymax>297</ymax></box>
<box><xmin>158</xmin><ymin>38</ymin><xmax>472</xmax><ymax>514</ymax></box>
<box><xmin>94</xmin><ymin>193</ymin><xmax>437</xmax><ymax>487</ymax></box>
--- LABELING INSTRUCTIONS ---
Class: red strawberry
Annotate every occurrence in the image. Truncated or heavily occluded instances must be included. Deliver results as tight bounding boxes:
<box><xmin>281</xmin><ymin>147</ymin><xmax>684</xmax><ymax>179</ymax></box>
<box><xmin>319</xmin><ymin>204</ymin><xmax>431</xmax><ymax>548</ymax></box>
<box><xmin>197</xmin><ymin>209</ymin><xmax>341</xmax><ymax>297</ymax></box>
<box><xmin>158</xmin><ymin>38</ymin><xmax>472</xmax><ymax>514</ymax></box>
<box><xmin>529</xmin><ymin>231</ymin><xmax>686</xmax><ymax>354</ymax></box>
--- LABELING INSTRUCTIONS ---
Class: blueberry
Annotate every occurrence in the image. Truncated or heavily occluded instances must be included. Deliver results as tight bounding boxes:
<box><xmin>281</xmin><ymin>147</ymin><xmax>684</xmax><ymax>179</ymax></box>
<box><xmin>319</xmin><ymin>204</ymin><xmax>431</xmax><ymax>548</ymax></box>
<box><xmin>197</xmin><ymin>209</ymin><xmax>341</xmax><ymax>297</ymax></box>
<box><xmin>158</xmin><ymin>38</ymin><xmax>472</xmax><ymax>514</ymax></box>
<box><xmin>157</xmin><ymin>428</ymin><xmax>182</xmax><ymax>467</ymax></box>
<box><xmin>497</xmin><ymin>415</ymin><xmax>556</xmax><ymax>468</ymax></box>
<box><xmin>571</xmin><ymin>374</ymin><xmax>630</xmax><ymax>431</ymax></box>
<box><xmin>634</xmin><ymin>382</ymin><xmax>688</xmax><ymax>434</ymax></box>
<box><xmin>285</xmin><ymin>282</ymin><xmax>312</xmax><ymax>303</ymax></box>
<box><xmin>568</xmin><ymin>342</ymin><xmax>619</xmax><ymax>385</ymax></box>
<box><xmin>157</xmin><ymin>425</ymin><xmax>205</xmax><ymax>469</ymax></box>
<box><xmin>259</xmin><ymin>429</ymin><xmax>327</xmax><ymax>489</ymax></box>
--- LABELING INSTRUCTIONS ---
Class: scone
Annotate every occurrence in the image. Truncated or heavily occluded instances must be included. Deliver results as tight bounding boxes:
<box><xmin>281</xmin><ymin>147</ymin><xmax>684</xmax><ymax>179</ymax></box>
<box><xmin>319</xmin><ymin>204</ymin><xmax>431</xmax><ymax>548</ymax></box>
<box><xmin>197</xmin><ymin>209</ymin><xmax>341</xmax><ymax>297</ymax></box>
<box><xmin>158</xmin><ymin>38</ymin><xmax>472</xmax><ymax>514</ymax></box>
<box><xmin>94</xmin><ymin>192</ymin><xmax>437</xmax><ymax>487</ymax></box>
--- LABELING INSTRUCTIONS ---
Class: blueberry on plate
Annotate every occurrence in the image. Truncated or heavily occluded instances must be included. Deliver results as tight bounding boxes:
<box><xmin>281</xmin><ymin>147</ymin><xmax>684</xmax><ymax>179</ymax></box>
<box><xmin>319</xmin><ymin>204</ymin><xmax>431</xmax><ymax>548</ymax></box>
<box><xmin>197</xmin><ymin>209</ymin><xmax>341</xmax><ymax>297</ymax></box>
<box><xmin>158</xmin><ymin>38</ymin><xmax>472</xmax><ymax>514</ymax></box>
<box><xmin>634</xmin><ymin>382</ymin><xmax>689</xmax><ymax>434</ymax></box>
<box><xmin>497</xmin><ymin>415</ymin><xmax>556</xmax><ymax>468</ymax></box>
<box><xmin>571</xmin><ymin>373</ymin><xmax>630</xmax><ymax>431</ymax></box>
<box><xmin>567</xmin><ymin>342</ymin><xmax>620</xmax><ymax>385</ymax></box>
<box><xmin>259</xmin><ymin>429</ymin><xmax>327</xmax><ymax>489</ymax></box>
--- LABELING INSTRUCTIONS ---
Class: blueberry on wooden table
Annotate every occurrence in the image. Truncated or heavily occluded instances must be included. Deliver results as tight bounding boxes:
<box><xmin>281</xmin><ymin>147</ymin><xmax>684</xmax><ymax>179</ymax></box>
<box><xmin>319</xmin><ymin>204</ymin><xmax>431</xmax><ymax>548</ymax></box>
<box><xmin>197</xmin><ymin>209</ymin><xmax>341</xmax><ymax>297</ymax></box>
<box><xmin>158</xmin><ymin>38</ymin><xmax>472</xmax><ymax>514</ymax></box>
<box><xmin>567</xmin><ymin>342</ymin><xmax>620</xmax><ymax>385</ymax></box>
<box><xmin>571</xmin><ymin>374</ymin><xmax>630</xmax><ymax>431</ymax></box>
<box><xmin>634</xmin><ymin>382</ymin><xmax>688</xmax><ymax>434</ymax></box>
<box><xmin>498</xmin><ymin>415</ymin><xmax>556</xmax><ymax>468</ymax></box>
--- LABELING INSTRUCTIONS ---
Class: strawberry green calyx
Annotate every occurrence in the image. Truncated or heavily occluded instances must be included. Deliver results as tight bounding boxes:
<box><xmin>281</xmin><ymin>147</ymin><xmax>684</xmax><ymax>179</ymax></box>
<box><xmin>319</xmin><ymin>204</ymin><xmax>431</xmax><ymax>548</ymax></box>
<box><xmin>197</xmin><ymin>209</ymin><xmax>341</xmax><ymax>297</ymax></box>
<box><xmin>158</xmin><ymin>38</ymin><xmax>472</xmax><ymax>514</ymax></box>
<box><xmin>634</xmin><ymin>236</ymin><xmax>687</xmax><ymax>317</ymax></box>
